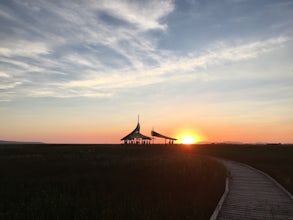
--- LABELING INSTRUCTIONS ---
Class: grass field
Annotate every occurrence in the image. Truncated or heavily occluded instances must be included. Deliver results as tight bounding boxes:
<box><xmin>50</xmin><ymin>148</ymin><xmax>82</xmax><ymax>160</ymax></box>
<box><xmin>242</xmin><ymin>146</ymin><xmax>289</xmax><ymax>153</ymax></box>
<box><xmin>193</xmin><ymin>144</ymin><xmax>293</xmax><ymax>194</ymax></box>
<box><xmin>0</xmin><ymin>144</ymin><xmax>226</xmax><ymax>219</ymax></box>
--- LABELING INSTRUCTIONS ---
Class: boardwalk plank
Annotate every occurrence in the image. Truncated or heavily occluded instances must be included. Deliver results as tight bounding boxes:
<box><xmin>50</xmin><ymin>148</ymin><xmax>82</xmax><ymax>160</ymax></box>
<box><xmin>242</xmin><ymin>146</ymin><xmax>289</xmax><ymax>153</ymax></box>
<box><xmin>215</xmin><ymin>160</ymin><xmax>293</xmax><ymax>220</ymax></box>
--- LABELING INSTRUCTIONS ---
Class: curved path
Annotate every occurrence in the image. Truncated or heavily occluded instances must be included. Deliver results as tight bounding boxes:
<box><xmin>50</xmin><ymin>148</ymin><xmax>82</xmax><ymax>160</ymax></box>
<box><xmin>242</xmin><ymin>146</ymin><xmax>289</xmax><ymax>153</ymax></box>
<box><xmin>214</xmin><ymin>159</ymin><xmax>293</xmax><ymax>220</ymax></box>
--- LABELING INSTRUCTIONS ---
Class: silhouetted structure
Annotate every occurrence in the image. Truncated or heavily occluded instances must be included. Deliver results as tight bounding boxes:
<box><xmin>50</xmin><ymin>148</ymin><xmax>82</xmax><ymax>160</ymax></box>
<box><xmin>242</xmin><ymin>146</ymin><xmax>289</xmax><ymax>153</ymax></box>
<box><xmin>121</xmin><ymin>117</ymin><xmax>151</xmax><ymax>144</ymax></box>
<box><xmin>151</xmin><ymin>129</ymin><xmax>177</xmax><ymax>144</ymax></box>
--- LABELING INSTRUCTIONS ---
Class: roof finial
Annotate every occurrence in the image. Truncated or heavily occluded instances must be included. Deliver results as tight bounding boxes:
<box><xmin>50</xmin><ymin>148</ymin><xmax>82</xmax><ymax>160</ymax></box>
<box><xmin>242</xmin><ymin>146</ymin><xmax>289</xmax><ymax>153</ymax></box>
<box><xmin>138</xmin><ymin>114</ymin><xmax>140</xmax><ymax>123</ymax></box>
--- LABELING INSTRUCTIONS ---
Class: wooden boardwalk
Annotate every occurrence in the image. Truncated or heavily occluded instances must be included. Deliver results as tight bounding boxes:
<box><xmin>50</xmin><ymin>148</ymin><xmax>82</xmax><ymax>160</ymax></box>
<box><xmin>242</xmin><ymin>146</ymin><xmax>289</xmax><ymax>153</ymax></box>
<box><xmin>215</xmin><ymin>160</ymin><xmax>293</xmax><ymax>220</ymax></box>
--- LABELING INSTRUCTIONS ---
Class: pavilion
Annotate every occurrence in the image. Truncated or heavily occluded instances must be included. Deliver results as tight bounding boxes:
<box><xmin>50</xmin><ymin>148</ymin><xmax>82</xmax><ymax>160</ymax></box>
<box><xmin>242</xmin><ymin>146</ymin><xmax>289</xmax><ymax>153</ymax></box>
<box><xmin>151</xmin><ymin>129</ymin><xmax>177</xmax><ymax>144</ymax></box>
<box><xmin>121</xmin><ymin>118</ymin><xmax>151</xmax><ymax>144</ymax></box>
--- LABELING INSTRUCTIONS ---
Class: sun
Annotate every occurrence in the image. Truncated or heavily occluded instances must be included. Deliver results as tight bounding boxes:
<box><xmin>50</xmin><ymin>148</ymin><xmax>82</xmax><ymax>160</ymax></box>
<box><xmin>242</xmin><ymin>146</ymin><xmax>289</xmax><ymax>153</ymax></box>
<box><xmin>181</xmin><ymin>135</ymin><xmax>196</xmax><ymax>144</ymax></box>
<box><xmin>175</xmin><ymin>129</ymin><xmax>204</xmax><ymax>145</ymax></box>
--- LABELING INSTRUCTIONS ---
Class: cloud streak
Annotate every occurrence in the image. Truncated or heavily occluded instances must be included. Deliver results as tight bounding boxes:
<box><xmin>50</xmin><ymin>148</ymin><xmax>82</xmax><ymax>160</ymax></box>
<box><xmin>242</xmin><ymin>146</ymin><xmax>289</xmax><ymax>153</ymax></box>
<box><xmin>0</xmin><ymin>40</ymin><xmax>50</xmax><ymax>57</ymax></box>
<box><xmin>95</xmin><ymin>0</ymin><xmax>174</xmax><ymax>30</ymax></box>
<box><xmin>57</xmin><ymin>36</ymin><xmax>289</xmax><ymax>87</ymax></box>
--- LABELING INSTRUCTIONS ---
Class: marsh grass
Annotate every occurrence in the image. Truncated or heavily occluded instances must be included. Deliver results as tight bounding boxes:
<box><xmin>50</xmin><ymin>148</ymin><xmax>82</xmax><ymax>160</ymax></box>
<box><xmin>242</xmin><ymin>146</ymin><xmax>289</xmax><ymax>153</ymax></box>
<box><xmin>0</xmin><ymin>144</ymin><xmax>225</xmax><ymax>219</ymax></box>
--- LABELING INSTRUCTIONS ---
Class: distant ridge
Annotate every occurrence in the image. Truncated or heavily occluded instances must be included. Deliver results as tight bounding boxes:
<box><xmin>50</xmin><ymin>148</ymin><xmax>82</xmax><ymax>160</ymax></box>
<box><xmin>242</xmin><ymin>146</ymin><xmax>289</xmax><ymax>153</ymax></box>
<box><xmin>0</xmin><ymin>140</ymin><xmax>44</xmax><ymax>144</ymax></box>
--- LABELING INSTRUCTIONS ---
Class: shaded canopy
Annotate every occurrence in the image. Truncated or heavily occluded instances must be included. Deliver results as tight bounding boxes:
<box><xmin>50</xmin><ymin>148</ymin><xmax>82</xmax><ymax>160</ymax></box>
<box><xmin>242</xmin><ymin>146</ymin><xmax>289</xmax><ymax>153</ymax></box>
<box><xmin>151</xmin><ymin>130</ymin><xmax>177</xmax><ymax>140</ymax></box>
<box><xmin>121</xmin><ymin>122</ymin><xmax>151</xmax><ymax>140</ymax></box>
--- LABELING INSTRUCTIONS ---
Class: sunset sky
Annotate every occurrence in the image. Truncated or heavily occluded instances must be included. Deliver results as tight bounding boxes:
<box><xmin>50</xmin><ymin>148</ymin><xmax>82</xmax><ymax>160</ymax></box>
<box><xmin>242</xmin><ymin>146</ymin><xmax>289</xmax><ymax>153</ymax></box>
<box><xmin>0</xmin><ymin>0</ymin><xmax>293</xmax><ymax>143</ymax></box>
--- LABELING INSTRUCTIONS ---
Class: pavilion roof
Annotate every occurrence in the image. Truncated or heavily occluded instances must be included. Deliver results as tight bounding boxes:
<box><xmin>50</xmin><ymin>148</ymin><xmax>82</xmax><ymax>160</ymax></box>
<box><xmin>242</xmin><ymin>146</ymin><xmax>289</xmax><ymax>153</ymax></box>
<box><xmin>151</xmin><ymin>130</ymin><xmax>177</xmax><ymax>140</ymax></box>
<box><xmin>121</xmin><ymin>122</ymin><xmax>151</xmax><ymax>140</ymax></box>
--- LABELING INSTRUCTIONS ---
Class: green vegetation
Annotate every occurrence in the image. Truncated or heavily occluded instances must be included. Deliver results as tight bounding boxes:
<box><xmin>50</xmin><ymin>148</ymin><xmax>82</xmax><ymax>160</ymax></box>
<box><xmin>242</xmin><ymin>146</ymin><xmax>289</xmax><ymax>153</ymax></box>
<box><xmin>194</xmin><ymin>144</ymin><xmax>293</xmax><ymax>194</ymax></box>
<box><xmin>0</xmin><ymin>144</ymin><xmax>225</xmax><ymax>219</ymax></box>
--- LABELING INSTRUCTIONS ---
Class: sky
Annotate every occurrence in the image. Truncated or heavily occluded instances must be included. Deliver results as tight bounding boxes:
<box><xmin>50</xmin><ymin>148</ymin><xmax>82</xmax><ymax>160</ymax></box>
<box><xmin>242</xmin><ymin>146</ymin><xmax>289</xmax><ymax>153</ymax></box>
<box><xmin>0</xmin><ymin>0</ymin><xmax>293</xmax><ymax>144</ymax></box>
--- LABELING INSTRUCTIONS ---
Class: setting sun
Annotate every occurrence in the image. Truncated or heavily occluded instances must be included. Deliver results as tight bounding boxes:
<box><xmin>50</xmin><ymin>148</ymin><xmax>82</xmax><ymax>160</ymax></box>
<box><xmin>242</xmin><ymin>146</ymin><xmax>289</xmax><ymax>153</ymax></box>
<box><xmin>181</xmin><ymin>135</ymin><xmax>196</xmax><ymax>144</ymax></box>
<box><xmin>175</xmin><ymin>129</ymin><xmax>204</xmax><ymax>145</ymax></box>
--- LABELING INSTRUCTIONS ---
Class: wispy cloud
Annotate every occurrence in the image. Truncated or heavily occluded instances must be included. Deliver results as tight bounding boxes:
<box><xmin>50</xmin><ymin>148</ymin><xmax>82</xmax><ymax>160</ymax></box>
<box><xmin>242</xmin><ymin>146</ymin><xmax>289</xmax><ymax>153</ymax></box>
<box><xmin>95</xmin><ymin>0</ymin><xmax>174</xmax><ymax>30</ymax></box>
<box><xmin>56</xmin><ymin>36</ymin><xmax>289</xmax><ymax>92</ymax></box>
<box><xmin>0</xmin><ymin>71</ymin><xmax>10</xmax><ymax>78</ymax></box>
<box><xmin>0</xmin><ymin>82</ymin><xmax>22</xmax><ymax>89</ymax></box>
<box><xmin>0</xmin><ymin>40</ymin><xmax>50</xmax><ymax>57</ymax></box>
<box><xmin>26</xmin><ymin>87</ymin><xmax>113</xmax><ymax>98</ymax></box>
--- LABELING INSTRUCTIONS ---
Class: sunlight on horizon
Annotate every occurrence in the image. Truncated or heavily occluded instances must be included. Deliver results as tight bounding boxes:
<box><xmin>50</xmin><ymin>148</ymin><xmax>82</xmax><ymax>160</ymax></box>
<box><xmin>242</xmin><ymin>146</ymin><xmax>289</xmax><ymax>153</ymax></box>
<box><xmin>176</xmin><ymin>130</ymin><xmax>203</xmax><ymax>144</ymax></box>
<box><xmin>181</xmin><ymin>135</ymin><xmax>196</xmax><ymax>144</ymax></box>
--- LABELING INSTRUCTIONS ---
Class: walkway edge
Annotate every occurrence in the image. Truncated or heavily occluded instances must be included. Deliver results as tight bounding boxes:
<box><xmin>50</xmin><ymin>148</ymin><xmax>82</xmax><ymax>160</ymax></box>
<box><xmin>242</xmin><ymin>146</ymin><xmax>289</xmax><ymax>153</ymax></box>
<box><xmin>209</xmin><ymin>177</ymin><xmax>230</xmax><ymax>220</ymax></box>
<box><xmin>240</xmin><ymin>162</ymin><xmax>293</xmax><ymax>202</ymax></box>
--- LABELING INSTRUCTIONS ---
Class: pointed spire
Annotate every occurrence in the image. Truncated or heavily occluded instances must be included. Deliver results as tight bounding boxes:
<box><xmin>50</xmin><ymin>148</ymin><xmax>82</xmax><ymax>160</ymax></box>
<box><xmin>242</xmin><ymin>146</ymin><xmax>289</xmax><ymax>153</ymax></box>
<box><xmin>135</xmin><ymin>114</ymin><xmax>140</xmax><ymax>133</ymax></box>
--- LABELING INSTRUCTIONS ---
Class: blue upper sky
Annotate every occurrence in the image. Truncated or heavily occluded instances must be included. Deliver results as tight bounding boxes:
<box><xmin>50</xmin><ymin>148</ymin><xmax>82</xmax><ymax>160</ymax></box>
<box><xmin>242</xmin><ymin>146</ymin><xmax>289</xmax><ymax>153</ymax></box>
<box><xmin>0</xmin><ymin>0</ymin><xmax>293</xmax><ymax>143</ymax></box>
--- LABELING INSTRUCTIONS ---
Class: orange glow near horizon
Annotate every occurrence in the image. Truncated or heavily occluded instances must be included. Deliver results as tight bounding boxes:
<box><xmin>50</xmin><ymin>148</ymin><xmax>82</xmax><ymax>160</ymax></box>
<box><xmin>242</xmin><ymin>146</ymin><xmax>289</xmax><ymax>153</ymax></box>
<box><xmin>176</xmin><ymin>129</ymin><xmax>204</xmax><ymax>144</ymax></box>
<box><xmin>181</xmin><ymin>135</ymin><xmax>196</xmax><ymax>144</ymax></box>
